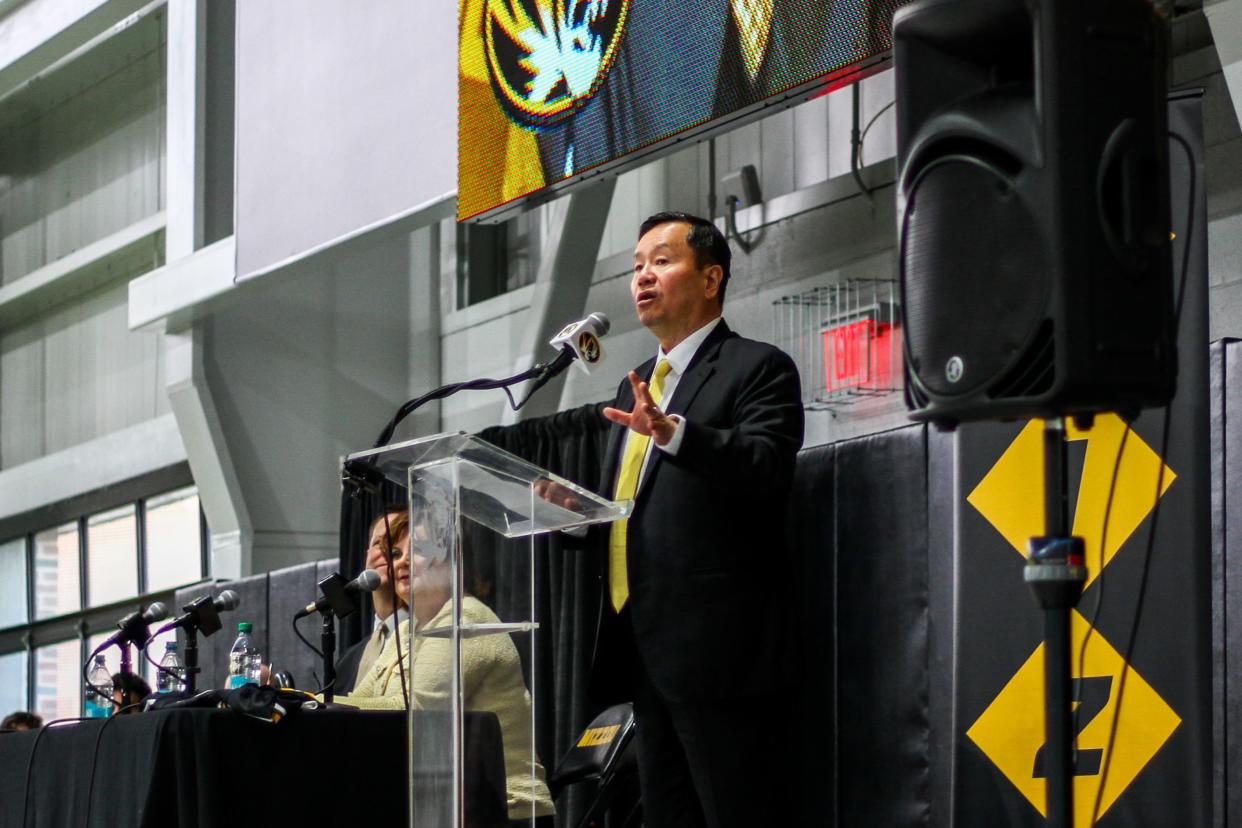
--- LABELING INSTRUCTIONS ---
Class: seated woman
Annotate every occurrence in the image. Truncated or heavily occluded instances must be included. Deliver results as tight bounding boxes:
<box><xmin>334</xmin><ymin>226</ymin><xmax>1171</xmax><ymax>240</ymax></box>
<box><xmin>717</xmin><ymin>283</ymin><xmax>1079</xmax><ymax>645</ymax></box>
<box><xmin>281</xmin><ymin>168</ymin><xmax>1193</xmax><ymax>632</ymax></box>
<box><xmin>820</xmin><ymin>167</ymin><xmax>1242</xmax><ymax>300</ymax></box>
<box><xmin>334</xmin><ymin>508</ymin><xmax>555</xmax><ymax>825</ymax></box>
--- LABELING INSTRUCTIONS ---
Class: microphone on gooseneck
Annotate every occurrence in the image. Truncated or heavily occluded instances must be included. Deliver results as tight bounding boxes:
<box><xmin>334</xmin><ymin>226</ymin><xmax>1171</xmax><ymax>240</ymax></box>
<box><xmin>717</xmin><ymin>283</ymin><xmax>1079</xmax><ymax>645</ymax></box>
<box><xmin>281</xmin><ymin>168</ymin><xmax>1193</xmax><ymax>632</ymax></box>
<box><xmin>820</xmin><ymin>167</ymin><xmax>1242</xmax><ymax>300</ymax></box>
<box><xmin>101</xmin><ymin>602</ymin><xmax>169</xmax><ymax>648</ymax></box>
<box><xmin>549</xmin><ymin>312</ymin><xmax>611</xmax><ymax>374</ymax></box>
<box><xmin>294</xmin><ymin>570</ymin><xmax>381</xmax><ymax>620</ymax></box>
<box><xmin>156</xmin><ymin>590</ymin><xmax>242</xmax><ymax>637</ymax></box>
<box><xmin>523</xmin><ymin>312</ymin><xmax>613</xmax><ymax>404</ymax></box>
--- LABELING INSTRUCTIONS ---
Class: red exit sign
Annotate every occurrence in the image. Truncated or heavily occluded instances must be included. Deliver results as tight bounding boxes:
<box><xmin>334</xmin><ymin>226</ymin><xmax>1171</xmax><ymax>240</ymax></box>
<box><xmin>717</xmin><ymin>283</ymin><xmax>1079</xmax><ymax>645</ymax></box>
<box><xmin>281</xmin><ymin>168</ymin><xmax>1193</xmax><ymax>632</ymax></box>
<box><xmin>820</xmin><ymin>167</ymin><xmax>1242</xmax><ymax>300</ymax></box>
<box><xmin>822</xmin><ymin>319</ymin><xmax>895</xmax><ymax>393</ymax></box>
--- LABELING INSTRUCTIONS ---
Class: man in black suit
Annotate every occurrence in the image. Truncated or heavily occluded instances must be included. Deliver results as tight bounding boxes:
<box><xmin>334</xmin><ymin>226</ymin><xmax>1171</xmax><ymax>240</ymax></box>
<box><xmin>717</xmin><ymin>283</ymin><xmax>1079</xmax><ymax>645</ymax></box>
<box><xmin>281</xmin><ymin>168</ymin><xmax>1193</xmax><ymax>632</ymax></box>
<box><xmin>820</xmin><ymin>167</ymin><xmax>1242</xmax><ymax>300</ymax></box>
<box><xmin>596</xmin><ymin>211</ymin><xmax>803</xmax><ymax>828</ymax></box>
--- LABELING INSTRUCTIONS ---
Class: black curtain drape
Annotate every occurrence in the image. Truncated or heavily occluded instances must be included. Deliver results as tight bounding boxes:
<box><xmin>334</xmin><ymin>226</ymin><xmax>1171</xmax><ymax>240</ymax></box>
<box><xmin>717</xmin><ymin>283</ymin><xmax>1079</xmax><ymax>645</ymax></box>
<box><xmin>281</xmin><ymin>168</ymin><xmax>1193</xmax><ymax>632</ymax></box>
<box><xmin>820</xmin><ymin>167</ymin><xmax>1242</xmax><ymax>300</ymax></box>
<box><xmin>338</xmin><ymin>403</ymin><xmax>611</xmax><ymax>826</ymax></box>
<box><xmin>475</xmin><ymin>403</ymin><xmax>612</xmax><ymax>825</ymax></box>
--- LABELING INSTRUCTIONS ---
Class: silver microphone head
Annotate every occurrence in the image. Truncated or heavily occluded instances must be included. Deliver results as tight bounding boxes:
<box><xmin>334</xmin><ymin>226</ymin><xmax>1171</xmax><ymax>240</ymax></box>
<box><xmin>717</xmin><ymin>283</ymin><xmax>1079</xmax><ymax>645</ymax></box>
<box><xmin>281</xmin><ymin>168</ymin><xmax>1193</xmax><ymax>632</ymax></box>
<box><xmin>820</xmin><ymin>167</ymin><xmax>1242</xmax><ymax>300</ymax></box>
<box><xmin>587</xmin><ymin>312</ymin><xmax>610</xmax><ymax>335</ymax></box>
<box><xmin>144</xmin><ymin>601</ymin><xmax>169</xmax><ymax>622</ymax></box>
<box><xmin>216</xmin><ymin>589</ymin><xmax>241</xmax><ymax>611</ymax></box>
<box><xmin>356</xmin><ymin>569</ymin><xmax>382</xmax><ymax>592</ymax></box>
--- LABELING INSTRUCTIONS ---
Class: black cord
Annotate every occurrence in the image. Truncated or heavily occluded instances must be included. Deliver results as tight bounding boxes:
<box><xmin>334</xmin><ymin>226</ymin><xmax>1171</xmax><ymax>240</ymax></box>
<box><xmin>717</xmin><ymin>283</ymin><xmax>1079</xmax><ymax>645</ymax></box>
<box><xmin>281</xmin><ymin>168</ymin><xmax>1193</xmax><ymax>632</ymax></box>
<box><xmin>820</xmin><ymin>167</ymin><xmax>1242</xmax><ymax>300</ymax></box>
<box><xmin>372</xmin><ymin>364</ymin><xmax>544</xmax><ymax>449</ymax></box>
<box><xmin>21</xmin><ymin>717</ymin><xmax>89</xmax><ymax>828</ymax></box>
<box><xmin>1090</xmin><ymin>130</ymin><xmax>1196</xmax><ymax>825</ymax></box>
<box><xmin>81</xmin><ymin>700</ymin><xmax>144</xmax><ymax>828</ymax></box>
<box><xmin>1072</xmin><ymin>422</ymin><xmax>1129</xmax><ymax>758</ymax></box>
<box><xmin>858</xmin><ymin>99</ymin><xmax>896</xmax><ymax>168</ymax></box>
<box><xmin>290</xmin><ymin>615</ymin><xmax>328</xmax><ymax>692</ymax></box>
<box><xmin>292</xmin><ymin>614</ymin><xmax>324</xmax><ymax>660</ymax></box>
<box><xmin>382</xmin><ymin>508</ymin><xmax>409</xmax><ymax>709</ymax></box>
<box><xmin>141</xmin><ymin>636</ymin><xmax>168</xmax><ymax>685</ymax></box>
<box><xmin>850</xmin><ymin>83</ymin><xmax>874</xmax><ymax>203</ymax></box>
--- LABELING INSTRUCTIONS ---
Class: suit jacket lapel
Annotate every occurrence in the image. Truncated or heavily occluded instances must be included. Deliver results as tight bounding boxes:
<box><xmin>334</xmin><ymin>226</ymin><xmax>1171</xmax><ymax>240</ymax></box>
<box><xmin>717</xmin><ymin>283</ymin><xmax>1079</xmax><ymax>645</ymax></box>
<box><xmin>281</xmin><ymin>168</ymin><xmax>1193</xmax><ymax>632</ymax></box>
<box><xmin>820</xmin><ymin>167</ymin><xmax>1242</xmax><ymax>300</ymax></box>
<box><xmin>601</xmin><ymin>355</ymin><xmax>656</xmax><ymax>496</ymax></box>
<box><xmin>632</xmin><ymin>321</ymin><xmax>733</xmax><ymax>504</ymax></box>
<box><xmin>665</xmin><ymin>320</ymin><xmax>732</xmax><ymax>418</ymax></box>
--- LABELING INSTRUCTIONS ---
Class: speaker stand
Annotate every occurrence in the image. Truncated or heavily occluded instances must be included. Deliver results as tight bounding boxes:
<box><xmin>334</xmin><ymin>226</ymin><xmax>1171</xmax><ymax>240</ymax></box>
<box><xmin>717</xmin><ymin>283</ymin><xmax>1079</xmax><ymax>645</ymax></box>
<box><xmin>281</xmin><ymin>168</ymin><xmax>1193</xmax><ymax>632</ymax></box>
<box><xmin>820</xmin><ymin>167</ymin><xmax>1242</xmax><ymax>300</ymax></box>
<box><xmin>1024</xmin><ymin>419</ymin><xmax>1086</xmax><ymax>828</ymax></box>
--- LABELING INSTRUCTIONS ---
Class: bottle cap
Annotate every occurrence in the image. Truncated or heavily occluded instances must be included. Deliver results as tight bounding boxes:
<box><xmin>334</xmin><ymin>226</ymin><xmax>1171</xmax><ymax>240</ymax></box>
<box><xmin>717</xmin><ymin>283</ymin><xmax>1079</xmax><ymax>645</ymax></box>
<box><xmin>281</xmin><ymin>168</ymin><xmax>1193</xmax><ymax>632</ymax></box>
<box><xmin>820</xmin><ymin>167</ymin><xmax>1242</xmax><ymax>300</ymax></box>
<box><xmin>238</xmin><ymin>621</ymin><xmax>252</xmax><ymax>633</ymax></box>
<box><xmin>164</xmin><ymin>642</ymin><xmax>177</xmax><ymax>651</ymax></box>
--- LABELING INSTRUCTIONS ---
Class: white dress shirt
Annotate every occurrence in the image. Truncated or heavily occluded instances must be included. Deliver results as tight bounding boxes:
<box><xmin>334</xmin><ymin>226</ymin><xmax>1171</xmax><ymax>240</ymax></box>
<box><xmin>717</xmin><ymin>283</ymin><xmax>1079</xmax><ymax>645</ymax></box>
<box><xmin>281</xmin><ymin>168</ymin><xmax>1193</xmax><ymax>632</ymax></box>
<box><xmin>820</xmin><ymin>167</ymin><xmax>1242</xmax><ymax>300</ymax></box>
<box><xmin>624</xmin><ymin>316</ymin><xmax>723</xmax><ymax>488</ymax></box>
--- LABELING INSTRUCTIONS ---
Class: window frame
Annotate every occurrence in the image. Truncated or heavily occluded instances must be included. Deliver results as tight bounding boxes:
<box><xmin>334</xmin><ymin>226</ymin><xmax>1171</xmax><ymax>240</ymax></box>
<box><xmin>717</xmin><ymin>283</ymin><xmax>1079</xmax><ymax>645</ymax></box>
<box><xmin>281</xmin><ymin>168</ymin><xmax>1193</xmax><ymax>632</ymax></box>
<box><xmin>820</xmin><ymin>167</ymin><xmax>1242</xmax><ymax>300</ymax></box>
<box><xmin>0</xmin><ymin>485</ymin><xmax>208</xmax><ymax>715</ymax></box>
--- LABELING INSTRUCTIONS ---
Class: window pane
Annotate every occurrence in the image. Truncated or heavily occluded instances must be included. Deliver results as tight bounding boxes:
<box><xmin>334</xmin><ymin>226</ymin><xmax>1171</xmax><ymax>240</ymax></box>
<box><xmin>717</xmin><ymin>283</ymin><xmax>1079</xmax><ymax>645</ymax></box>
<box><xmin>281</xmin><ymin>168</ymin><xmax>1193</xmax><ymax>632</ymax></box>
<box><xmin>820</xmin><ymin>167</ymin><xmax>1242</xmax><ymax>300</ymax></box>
<box><xmin>33</xmin><ymin>638</ymin><xmax>81</xmax><ymax>721</ymax></box>
<box><xmin>0</xmin><ymin>537</ymin><xmax>27</xmax><ymax>628</ymax></box>
<box><xmin>145</xmin><ymin>487</ymin><xmax>203</xmax><ymax>592</ymax></box>
<box><xmin>0</xmin><ymin>650</ymin><xmax>28</xmax><ymax>718</ymax></box>
<box><xmin>87</xmin><ymin>505</ymin><xmax>138</xmax><ymax>607</ymax></box>
<box><xmin>33</xmin><ymin>524</ymin><xmax>80</xmax><ymax>620</ymax></box>
<box><xmin>88</xmin><ymin>632</ymin><xmax>155</xmax><ymax>707</ymax></box>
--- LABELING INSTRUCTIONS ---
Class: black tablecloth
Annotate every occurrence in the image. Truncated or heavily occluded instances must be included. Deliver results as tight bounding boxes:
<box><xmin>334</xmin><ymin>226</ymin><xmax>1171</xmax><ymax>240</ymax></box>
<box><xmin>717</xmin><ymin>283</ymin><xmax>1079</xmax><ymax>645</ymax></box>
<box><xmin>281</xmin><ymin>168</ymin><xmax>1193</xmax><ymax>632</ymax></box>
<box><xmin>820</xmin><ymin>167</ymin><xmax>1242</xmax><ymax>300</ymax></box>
<box><xmin>0</xmin><ymin>708</ymin><xmax>508</xmax><ymax>828</ymax></box>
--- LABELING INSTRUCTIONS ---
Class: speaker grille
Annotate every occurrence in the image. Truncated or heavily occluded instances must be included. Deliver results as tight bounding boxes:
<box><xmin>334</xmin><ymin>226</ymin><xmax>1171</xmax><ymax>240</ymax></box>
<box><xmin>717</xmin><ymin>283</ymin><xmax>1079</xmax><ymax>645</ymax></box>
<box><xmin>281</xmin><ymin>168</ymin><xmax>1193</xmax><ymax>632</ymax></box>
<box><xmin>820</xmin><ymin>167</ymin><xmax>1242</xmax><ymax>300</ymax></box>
<box><xmin>901</xmin><ymin>157</ymin><xmax>1050</xmax><ymax>398</ymax></box>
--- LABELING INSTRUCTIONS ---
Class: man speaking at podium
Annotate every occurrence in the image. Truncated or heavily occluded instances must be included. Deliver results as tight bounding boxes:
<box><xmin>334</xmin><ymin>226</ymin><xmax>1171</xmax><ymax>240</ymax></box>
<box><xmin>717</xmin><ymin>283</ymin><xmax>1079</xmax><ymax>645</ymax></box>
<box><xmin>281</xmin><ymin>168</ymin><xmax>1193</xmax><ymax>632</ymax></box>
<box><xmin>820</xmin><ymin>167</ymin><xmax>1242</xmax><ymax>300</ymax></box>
<box><xmin>597</xmin><ymin>212</ymin><xmax>804</xmax><ymax>828</ymax></box>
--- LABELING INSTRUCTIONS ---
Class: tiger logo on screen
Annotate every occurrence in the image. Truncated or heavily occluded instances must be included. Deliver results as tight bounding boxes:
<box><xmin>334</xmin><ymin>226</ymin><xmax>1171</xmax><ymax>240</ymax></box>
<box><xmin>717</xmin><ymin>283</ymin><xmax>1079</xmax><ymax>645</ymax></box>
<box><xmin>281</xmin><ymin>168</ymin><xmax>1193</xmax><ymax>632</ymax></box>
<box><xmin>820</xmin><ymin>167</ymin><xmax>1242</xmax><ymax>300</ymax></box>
<box><xmin>484</xmin><ymin>0</ymin><xmax>629</xmax><ymax>128</ymax></box>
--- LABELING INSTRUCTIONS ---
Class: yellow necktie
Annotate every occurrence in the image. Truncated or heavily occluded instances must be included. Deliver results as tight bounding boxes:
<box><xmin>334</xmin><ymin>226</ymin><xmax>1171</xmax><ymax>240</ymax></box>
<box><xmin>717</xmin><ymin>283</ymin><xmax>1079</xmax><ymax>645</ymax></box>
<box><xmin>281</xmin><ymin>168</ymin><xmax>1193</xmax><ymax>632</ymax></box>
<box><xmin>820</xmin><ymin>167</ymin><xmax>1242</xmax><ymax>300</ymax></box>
<box><xmin>609</xmin><ymin>359</ymin><xmax>673</xmax><ymax>612</ymax></box>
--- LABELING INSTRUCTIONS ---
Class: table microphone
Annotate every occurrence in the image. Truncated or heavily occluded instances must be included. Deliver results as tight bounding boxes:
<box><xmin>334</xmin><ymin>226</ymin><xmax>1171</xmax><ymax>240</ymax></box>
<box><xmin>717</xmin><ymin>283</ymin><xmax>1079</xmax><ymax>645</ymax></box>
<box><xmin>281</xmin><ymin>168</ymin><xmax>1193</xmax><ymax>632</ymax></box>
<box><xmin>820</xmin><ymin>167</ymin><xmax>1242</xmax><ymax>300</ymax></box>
<box><xmin>294</xmin><ymin>570</ymin><xmax>381</xmax><ymax>619</ymax></box>
<box><xmin>101</xmin><ymin>602</ymin><xmax>169</xmax><ymax>648</ymax></box>
<box><xmin>156</xmin><ymin>590</ymin><xmax>241</xmax><ymax>637</ymax></box>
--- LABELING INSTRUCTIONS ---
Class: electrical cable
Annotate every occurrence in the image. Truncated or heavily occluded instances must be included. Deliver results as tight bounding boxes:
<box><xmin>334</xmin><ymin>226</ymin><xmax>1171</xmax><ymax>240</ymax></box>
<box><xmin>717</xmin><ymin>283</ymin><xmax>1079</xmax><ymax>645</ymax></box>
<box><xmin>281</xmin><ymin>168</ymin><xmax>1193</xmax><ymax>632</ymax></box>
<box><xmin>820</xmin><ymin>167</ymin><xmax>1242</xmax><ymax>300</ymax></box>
<box><xmin>850</xmin><ymin>83</ymin><xmax>874</xmax><ymax>203</ymax></box>
<box><xmin>858</xmin><ymin>99</ymin><xmax>897</xmax><ymax>169</ymax></box>
<box><xmin>382</xmin><ymin>507</ymin><xmax>410</xmax><ymax>710</ymax></box>
<box><xmin>141</xmin><ymin>635</ymin><xmax>167</xmax><ymax>681</ymax></box>
<box><xmin>1072</xmin><ymin>422</ymin><xmax>1129</xmax><ymax>764</ymax></box>
<box><xmin>1090</xmin><ymin>130</ymin><xmax>1196</xmax><ymax>825</ymax></box>
<box><xmin>21</xmin><ymin>717</ymin><xmax>89</xmax><ymax>828</ymax></box>
<box><xmin>81</xmin><ymin>699</ymin><xmax>145</xmax><ymax>828</ymax></box>
<box><xmin>291</xmin><ymin>614</ymin><xmax>324</xmax><ymax>661</ymax></box>
<box><xmin>290</xmin><ymin>614</ymin><xmax>325</xmax><ymax>692</ymax></box>
<box><xmin>372</xmin><ymin>364</ymin><xmax>545</xmax><ymax>450</ymax></box>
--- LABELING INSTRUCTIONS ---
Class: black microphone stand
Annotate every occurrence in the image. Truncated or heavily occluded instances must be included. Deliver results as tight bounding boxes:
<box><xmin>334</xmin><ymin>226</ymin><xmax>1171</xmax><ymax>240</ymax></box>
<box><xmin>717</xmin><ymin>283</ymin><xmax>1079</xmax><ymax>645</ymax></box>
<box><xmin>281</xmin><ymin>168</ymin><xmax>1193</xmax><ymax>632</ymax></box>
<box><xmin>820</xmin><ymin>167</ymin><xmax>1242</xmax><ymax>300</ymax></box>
<box><xmin>344</xmin><ymin>351</ymin><xmax>577</xmax><ymax>493</ymax></box>
<box><xmin>118</xmin><ymin>642</ymin><xmax>133</xmax><ymax>681</ymax></box>
<box><xmin>321</xmin><ymin>610</ymin><xmax>337</xmax><ymax>704</ymax></box>
<box><xmin>1024</xmin><ymin>418</ymin><xmax>1087</xmax><ymax>828</ymax></box>
<box><xmin>183</xmin><ymin>627</ymin><xmax>200</xmax><ymax>694</ymax></box>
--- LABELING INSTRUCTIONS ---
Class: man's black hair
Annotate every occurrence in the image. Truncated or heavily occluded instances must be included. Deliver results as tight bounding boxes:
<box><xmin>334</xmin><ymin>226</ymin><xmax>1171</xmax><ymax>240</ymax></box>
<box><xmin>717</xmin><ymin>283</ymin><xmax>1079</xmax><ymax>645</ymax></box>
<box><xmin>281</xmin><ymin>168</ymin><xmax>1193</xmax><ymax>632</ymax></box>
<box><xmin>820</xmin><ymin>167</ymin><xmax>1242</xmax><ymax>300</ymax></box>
<box><xmin>0</xmin><ymin>710</ymin><xmax>42</xmax><ymax>731</ymax></box>
<box><xmin>638</xmin><ymin>211</ymin><xmax>732</xmax><ymax>304</ymax></box>
<box><xmin>112</xmin><ymin>672</ymin><xmax>152</xmax><ymax>701</ymax></box>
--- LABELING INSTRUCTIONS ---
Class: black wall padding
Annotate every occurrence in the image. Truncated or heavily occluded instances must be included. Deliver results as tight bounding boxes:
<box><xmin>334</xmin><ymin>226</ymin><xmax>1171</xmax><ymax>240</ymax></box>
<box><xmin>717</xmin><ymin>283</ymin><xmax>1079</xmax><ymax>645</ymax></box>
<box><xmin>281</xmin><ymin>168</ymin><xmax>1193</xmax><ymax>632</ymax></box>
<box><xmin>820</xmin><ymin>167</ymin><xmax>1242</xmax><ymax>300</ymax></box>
<box><xmin>834</xmin><ymin>427</ymin><xmax>932</xmax><ymax>825</ymax></box>
<box><xmin>268</xmin><ymin>564</ymin><xmax>320</xmax><ymax>689</ymax></box>
<box><xmin>787</xmin><ymin>442</ymin><xmax>837</xmax><ymax>824</ymax></box>
<box><xmin>788</xmin><ymin>427</ymin><xmax>932</xmax><ymax>826</ymax></box>
<box><xmin>925</xmin><ymin>426</ymin><xmax>958</xmax><ymax>828</ymax></box>
<box><xmin>173</xmin><ymin>561</ymin><xmax>335</xmax><ymax>693</ymax></box>
<box><xmin>1210</xmin><ymin>338</ymin><xmax>1242</xmax><ymax>828</ymax></box>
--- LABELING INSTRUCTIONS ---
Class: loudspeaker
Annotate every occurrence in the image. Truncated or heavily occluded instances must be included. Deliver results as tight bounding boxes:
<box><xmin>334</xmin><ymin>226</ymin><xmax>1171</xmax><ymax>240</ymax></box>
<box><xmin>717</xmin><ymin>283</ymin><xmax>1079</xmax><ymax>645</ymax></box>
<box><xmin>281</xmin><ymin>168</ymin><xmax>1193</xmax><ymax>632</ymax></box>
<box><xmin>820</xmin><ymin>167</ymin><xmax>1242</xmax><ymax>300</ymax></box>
<box><xmin>894</xmin><ymin>0</ymin><xmax>1175</xmax><ymax>427</ymax></box>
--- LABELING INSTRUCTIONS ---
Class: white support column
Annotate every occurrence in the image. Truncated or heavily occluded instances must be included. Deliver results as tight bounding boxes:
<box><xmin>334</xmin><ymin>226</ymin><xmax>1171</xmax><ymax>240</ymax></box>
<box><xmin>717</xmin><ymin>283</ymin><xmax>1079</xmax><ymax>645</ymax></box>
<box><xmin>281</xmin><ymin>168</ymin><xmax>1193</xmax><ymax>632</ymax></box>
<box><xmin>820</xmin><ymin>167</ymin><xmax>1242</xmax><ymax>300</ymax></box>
<box><xmin>164</xmin><ymin>328</ymin><xmax>252</xmax><ymax>578</ymax></box>
<box><xmin>1207</xmin><ymin>0</ymin><xmax>1242</xmax><ymax>132</ymax></box>
<box><xmin>404</xmin><ymin>222</ymin><xmax>443</xmax><ymax>438</ymax></box>
<box><xmin>161</xmin><ymin>0</ymin><xmax>247</xmax><ymax>574</ymax></box>
<box><xmin>165</xmin><ymin>0</ymin><xmax>206</xmax><ymax>260</ymax></box>
<box><xmin>502</xmin><ymin>179</ymin><xmax>617</xmax><ymax>423</ymax></box>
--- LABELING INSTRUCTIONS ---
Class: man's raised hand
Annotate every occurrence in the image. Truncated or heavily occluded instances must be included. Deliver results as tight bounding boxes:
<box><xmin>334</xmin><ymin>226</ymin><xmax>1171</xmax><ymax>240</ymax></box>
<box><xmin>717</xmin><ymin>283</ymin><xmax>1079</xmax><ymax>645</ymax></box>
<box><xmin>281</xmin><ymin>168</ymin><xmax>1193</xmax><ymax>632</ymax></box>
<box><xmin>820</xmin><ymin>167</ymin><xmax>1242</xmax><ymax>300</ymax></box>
<box><xmin>602</xmin><ymin>371</ymin><xmax>677</xmax><ymax>446</ymax></box>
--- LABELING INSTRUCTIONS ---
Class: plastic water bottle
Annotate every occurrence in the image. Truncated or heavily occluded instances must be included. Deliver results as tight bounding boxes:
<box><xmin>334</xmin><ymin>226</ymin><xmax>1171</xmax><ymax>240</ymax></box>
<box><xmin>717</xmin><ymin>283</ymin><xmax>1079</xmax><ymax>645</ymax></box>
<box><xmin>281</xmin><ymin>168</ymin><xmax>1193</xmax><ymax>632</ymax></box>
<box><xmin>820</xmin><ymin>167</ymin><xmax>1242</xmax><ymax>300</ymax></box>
<box><xmin>157</xmin><ymin>642</ymin><xmax>186</xmax><ymax>692</ymax></box>
<box><xmin>84</xmin><ymin>655</ymin><xmax>113</xmax><ymax>718</ymax></box>
<box><xmin>226</xmin><ymin>622</ymin><xmax>260</xmax><ymax>689</ymax></box>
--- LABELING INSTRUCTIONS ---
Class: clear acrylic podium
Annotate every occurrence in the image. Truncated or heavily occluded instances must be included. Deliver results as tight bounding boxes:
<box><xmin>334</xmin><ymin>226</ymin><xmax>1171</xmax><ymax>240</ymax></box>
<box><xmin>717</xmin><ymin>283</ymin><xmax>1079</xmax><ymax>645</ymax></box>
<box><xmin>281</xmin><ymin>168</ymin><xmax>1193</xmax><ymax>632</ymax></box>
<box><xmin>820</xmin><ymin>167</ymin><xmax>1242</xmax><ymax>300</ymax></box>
<box><xmin>344</xmin><ymin>432</ymin><xmax>630</xmax><ymax>828</ymax></box>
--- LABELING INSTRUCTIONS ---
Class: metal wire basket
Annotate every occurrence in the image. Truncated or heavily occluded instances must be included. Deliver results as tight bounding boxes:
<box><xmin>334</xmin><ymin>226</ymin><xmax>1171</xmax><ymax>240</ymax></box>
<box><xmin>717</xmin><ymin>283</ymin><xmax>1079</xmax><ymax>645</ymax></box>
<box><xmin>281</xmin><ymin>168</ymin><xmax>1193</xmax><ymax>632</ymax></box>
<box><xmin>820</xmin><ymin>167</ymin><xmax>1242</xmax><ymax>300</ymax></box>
<box><xmin>772</xmin><ymin>279</ymin><xmax>902</xmax><ymax>411</ymax></box>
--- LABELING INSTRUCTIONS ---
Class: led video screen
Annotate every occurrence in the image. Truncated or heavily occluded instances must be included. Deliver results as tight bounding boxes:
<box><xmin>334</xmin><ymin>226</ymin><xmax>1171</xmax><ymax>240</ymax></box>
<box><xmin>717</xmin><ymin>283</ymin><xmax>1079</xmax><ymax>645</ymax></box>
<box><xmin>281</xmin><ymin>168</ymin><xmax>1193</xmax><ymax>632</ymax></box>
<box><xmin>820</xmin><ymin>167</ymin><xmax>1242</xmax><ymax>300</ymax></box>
<box><xmin>459</xmin><ymin>0</ymin><xmax>905</xmax><ymax>221</ymax></box>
